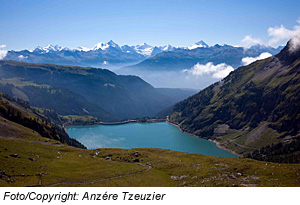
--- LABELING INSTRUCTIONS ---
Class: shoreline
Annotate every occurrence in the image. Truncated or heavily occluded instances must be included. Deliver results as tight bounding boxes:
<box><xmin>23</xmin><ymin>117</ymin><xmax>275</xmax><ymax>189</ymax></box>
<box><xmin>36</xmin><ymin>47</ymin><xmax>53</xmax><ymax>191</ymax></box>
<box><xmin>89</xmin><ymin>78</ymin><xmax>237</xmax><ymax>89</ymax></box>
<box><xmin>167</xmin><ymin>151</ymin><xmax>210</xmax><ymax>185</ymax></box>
<box><xmin>65</xmin><ymin>118</ymin><xmax>241</xmax><ymax>158</ymax></box>
<box><xmin>208</xmin><ymin>139</ymin><xmax>243</xmax><ymax>158</ymax></box>
<box><xmin>166</xmin><ymin>120</ymin><xmax>242</xmax><ymax>158</ymax></box>
<box><xmin>64</xmin><ymin>119</ymin><xmax>166</xmax><ymax>128</ymax></box>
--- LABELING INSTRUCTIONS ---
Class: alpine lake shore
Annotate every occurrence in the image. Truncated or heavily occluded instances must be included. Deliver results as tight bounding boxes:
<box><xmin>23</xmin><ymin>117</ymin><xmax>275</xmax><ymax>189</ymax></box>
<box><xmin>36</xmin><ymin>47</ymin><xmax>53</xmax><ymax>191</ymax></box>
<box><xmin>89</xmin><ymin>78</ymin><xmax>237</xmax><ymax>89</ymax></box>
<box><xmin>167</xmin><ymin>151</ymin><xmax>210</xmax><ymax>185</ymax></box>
<box><xmin>64</xmin><ymin>116</ymin><xmax>239</xmax><ymax>158</ymax></box>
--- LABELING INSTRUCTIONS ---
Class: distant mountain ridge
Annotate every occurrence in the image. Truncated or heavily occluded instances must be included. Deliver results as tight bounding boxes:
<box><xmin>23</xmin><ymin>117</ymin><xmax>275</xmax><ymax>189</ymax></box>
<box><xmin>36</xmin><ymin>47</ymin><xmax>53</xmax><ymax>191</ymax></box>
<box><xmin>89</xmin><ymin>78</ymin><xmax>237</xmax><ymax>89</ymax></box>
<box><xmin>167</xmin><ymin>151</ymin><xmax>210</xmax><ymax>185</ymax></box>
<box><xmin>3</xmin><ymin>40</ymin><xmax>283</xmax><ymax>70</ymax></box>
<box><xmin>3</xmin><ymin>40</ymin><xmax>178</xmax><ymax>67</ymax></box>
<box><xmin>126</xmin><ymin>43</ymin><xmax>284</xmax><ymax>71</ymax></box>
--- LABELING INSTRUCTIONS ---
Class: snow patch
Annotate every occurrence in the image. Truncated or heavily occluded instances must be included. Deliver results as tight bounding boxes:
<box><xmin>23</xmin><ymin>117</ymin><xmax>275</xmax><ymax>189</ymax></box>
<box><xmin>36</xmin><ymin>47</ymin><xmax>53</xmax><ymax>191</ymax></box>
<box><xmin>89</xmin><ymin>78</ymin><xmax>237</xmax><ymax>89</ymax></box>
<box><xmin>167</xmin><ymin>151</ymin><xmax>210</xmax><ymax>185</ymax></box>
<box><xmin>18</xmin><ymin>55</ymin><xmax>28</xmax><ymax>60</ymax></box>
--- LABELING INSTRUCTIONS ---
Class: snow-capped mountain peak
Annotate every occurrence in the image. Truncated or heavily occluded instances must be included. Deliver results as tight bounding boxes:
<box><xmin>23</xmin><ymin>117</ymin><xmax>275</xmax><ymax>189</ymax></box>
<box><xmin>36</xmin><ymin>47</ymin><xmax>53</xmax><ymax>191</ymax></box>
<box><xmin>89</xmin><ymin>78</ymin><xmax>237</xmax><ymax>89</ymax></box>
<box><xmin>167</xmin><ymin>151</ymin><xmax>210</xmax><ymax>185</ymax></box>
<box><xmin>107</xmin><ymin>40</ymin><xmax>119</xmax><ymax>47</ymax></box>
<box><xmin>93</xmin><ymin>40</ymin><xmax>120</xmax><ymax>51</ymax></box>
<box><xmin>93</xmin><ymin>42</ymin><xmax>109</xmax><ymax>50</ymax></box>
<box><xmin>136</xmin><ymin>43</ymin><xmax>152</xmax><ymax>49</ymax></box>
<box><xmin>188</xmin><ymin>40</ymin><xmax>209</xmax><ymax>50</ymax></box>
<box><xmin>160</xmin><ymin>44</ymin><xmax>175</xmax><ymax>51</ymax></box>
<box><xmin>33</xmin><ymin>44</ymin><xmax>65</xmax><ymax>53</ymax></box>
<box><xmin>134</xmin><ymin>43</ymin><xmax>154</xmax><ymax>56</ymax></box>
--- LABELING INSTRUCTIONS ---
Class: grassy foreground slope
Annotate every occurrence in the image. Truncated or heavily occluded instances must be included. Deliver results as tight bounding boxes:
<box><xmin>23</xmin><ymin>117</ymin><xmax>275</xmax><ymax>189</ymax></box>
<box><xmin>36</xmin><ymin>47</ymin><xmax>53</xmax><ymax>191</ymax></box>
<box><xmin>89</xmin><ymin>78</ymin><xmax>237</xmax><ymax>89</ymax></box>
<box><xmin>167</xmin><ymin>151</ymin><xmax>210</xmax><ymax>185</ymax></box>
<box><xmin>1</xmin><ymin>129</ymin><xmax>300</xmax><ymax>187</ymax></box>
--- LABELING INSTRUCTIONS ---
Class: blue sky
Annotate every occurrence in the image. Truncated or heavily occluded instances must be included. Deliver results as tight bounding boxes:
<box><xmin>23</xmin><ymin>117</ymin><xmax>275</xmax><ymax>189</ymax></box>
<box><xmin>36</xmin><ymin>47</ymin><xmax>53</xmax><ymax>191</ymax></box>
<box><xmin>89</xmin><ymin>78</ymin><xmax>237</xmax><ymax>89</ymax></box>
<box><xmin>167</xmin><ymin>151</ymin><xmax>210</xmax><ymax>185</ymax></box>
<box><xmin>0</xmin><ymin>0</ymin><xmax>300</xmax><ymax>50</ymax></box>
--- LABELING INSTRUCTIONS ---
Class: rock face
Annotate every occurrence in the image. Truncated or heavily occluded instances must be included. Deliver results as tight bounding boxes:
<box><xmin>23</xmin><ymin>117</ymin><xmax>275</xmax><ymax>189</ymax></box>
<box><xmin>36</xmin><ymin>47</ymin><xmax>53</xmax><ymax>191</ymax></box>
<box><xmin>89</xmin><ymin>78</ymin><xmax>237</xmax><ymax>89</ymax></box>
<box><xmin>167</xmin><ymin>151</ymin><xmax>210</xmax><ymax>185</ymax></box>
<box><xmin>169</xmin><ymin>37</ymin><xmax>300</xmax><ymax>163</ymax></box>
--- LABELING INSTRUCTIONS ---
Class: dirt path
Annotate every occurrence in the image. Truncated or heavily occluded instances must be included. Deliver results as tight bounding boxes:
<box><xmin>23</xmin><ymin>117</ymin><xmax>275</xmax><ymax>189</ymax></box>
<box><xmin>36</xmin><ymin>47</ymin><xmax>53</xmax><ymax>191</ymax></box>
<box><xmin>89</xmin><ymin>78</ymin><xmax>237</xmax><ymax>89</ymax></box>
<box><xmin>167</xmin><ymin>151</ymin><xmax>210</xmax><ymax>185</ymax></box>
<box><xmin>45</xmin><ymin>162</ymin><xmax>152</xmax><ymax>187</ymax></box>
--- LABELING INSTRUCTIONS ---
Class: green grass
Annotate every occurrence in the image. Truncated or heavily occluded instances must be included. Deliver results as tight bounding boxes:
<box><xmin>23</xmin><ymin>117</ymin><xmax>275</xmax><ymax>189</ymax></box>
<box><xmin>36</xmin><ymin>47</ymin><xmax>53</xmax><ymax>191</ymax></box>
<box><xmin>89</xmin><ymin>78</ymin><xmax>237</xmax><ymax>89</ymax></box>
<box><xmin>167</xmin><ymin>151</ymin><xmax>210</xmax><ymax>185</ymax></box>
<box><xmin>214</xmin><ymin>122</ymin><xmax>283</xmax><ymax>156</ymax></box>
<box><xmin>1</xmin><ymin>123</ymin><xmax>300</xmax><ymax>187</ymax></box>
<box><xmin>62</xmin><ymin>115</ymin><xmax>101</xmax><ymax>126</ymax></box>
<box><xmin>0</xmin><ymin>77</ymin><xmax>50</xmax><ymax>88</ymax></box>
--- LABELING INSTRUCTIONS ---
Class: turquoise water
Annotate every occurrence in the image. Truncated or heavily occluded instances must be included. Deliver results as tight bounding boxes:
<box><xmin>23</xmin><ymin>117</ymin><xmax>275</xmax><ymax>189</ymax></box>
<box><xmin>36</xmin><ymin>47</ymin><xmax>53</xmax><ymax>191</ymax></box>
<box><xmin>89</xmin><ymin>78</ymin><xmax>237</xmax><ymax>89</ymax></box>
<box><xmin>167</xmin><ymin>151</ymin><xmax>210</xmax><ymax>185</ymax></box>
<box><xmin>66</xmin><ymin>122</ymin><xmax>237</xmax><ymax>158</ymax></box>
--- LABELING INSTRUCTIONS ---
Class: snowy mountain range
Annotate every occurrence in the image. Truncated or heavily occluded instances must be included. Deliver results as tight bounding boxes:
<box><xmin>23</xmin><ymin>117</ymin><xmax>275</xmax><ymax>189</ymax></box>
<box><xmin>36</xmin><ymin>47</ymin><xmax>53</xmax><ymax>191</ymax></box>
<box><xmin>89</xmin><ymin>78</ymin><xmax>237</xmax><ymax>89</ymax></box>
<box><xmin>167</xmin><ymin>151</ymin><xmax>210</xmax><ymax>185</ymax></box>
<box><xmin>26</xmin><ymin>40</ymin><xmax>177</xmax><ymax>57</ymax></box>
<box><xmin>2</xmin><ymin>40</ymin><xmax>283</xmax><ymax>69</ymax></box>
<box><xmin>3</xmin><ymin>40</ymin><xmax>179</xmax><ymax>67</ymax></box>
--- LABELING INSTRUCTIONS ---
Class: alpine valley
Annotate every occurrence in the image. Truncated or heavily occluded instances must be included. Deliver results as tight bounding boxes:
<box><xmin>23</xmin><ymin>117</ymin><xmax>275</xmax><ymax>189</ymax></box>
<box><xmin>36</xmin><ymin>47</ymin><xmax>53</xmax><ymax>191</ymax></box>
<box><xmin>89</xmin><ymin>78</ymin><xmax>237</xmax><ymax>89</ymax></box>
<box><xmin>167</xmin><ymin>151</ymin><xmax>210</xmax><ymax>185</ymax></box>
<box><xmin>1</xmin><ymin>37</ymin><xmax>300</xmax><ymax>187</ymax></box>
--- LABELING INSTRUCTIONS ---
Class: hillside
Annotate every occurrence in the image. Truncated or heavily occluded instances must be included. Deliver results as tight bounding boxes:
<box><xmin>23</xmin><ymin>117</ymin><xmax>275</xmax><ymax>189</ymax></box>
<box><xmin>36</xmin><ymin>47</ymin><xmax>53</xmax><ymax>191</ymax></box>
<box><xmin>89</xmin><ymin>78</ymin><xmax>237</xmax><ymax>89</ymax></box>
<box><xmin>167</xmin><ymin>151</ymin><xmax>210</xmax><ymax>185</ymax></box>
<box><xmin>169</xmin><ymin>37</ymin><xmax>300</xmax><ymax>163</ymax></box>
<box><xmin>0</xmin><ymin>61</ymin><xmax>193</xmax><ymax>120</ymax></box>
<box><xmin>0</xmin><ymin>78</ymin><xmax>117</xmax><ymax>122</ymax></box>
<box><xmin>0</xmin><ymin>92</ymin><xmax>85</xmax><ymax>148</ymax></box>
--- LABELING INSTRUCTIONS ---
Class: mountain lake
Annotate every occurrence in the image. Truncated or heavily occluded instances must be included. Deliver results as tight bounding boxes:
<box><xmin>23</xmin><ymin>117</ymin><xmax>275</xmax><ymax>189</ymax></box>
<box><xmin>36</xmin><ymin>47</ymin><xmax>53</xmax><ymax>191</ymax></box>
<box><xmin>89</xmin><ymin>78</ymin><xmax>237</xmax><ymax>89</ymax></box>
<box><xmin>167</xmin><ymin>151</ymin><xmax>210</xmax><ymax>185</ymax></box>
<box><xmin>66</xmin><ymin>122</ymin><xmax>237</xmax><ymax>158</ymax></box>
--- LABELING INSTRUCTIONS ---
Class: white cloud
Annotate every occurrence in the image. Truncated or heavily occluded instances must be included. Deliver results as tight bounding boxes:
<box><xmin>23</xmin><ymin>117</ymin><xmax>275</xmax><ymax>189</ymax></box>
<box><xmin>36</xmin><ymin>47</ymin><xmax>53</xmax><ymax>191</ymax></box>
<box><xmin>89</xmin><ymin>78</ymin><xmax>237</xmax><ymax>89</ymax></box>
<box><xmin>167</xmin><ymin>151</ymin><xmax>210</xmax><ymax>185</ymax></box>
<box><xmin>0</xmin><ymin>50</ymin><xmax>7</xmax><ymax>60</ymax></box>
<box><xmin>241</xmin><ymin>19</ymin><xmax>300</xmax><ymax>48</ymax></box>
<box><xmin>0</xmin><ymin>44</ymin><xmax>8</xmax><ymax>60</ymax></box>
<box><xmin>241</xmin><ymin>35</ymin><xmax>264</xmax><ymax>47</ymax></box>
<box><xmin>288</xmin><ymin>35</ymin><xmax>300</xmax><ymax>53</ymax></box>
<box><xmin>18</xmin><ymin>55</ymin><xmax>28</xmax><ymax>60</ymax></box>
<box><xmin>241</xmin><ymin>52</ymin><xmax>272</xmax><ymax>66</ymax></box>
<box><xmin>268</xmin><ymin>20</ymin><xmax>300</xmax><ymax>47</ymax></box>
<box><xmin>183</xmin><ymin>62</ymin><xmax>234</xmax><ymax>79</ymax></box>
